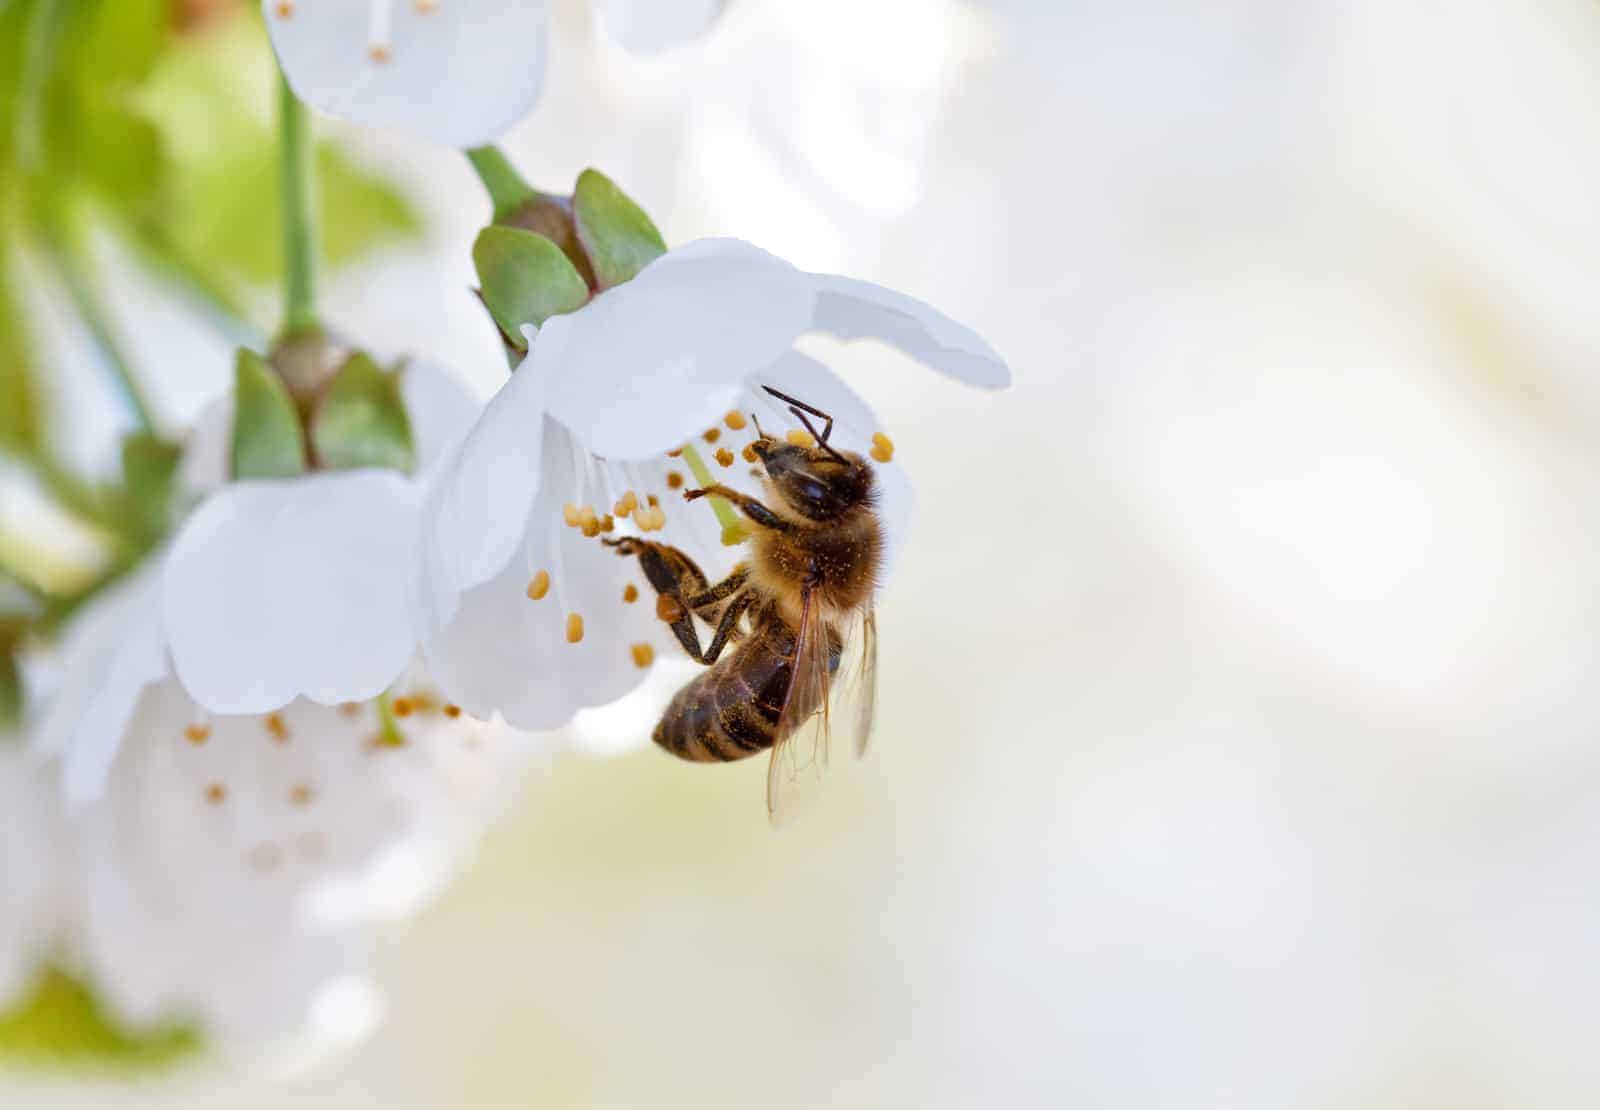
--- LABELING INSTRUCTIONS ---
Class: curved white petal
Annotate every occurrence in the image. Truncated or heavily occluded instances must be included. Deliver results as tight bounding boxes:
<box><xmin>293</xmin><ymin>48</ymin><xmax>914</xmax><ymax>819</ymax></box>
<box><xmin>401</xmin><ymin>359</ymin><xmax>482</xmax><ymax>473</ymax></box>
<box><xmin>426</xmin><ymin>421</ymin><xmax>682</xmax><ymax>730</ymax></box>
<box><xmin>543</xmin><ymin>239</ymin><xmax>817</xmax><ymax>460</ymax></box>
<box><xmin>416</xmin><ymin>358</ymin><xmax>548</xmax><ymax>637</ymax></box>
<box><xmin>163</xmin><ymin>471</ymin><xmax>420</xmax><ymax>715</ymax></box>
<box><xmin>33</xmin><ymin>563</ymin><xmax>172</xmax><ymax>807</ymax></box>
<box><xmin>807</xmin><ymin>273</ymin><xmax>1011</xmax><ymax>389</ymax></box>
<box><xmin>595</xmin><ymin>0</ymin><xmax>725</xmax><ymax>54</ymax></box>
<box><xmin>0</xmin><ymin>749</ymin><xmax>67</xmax><ymax>1009</ymax></box>
<box><xmin>179</xmin><ymin>393</ymin><xmax>233</xmax><ymax>499</ymax></box>
<box><xmin>264</xmin><ymin>0</ymin><xmax>549</xmax><ymax>149</ymax></box>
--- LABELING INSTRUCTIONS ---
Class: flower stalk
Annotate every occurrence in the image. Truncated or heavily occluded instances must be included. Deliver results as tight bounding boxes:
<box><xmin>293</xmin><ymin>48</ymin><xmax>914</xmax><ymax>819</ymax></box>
<box><xmin>278</xmin><ymin>72</ymin><xmax>319</xmax><ymax>334</ymax></box>
<box><xmin>465</xmin><ymin>146</ymin><xmax>540</xmax><ymax>222</ymax></box>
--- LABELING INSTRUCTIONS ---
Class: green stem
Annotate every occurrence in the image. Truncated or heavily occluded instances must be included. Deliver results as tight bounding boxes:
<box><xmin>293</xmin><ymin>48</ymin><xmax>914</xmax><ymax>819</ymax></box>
<box><xmin>278</xmin><ymin>72</ymin><xmax>319</xmax><ymax>333</ymax></box>
<box><xmin>48</xmin><ymin>232</ymin><xmax>157</xmax><ymax>435</ymax></box>
<box><xmin>375</xmin><ymin>691</ymin><xmax>406</xmax><ymax>747</ymax></box>
<box><xmin>679</xmin><ymin>444</ymin><xmax>743</xmax><ymax>541</ymax></box>
<box><xmin>465</xmin><ymin>146</ymin><xmax>539</xmax><ymax>221</ymax></box>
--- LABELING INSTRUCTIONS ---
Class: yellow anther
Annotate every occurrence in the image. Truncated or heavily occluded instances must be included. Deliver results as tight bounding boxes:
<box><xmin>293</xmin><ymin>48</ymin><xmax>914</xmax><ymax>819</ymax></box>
<box><xmin>565</xmin><ymin>613</ymin><xmax>585</xmax><ymax>643</ymax></box>
<box><xmin>273</xmin><ymin>0</ymin><xmax>294</xmax><ymax>17</ymax></box>
<box><xmin>339</xmin><ymin>701</ymin><xmax>361</xmax><ymax>717</ymax></box>
<box><xmin>368</xmin><ymin>42</ymin><xmax>392</xmax><ymax>63</ymax></box>
<box><xmin>184</xmin><ymin>723</ymin><xmax>211</xmax><ymax>745</ymax></box>
<box><xmin>742</xmin><ymin>443</ymin><xmax>760</xmax><ymax>464</ymax></box>
<box><xmin>290</xmin><ymin>783</ymin><xmax>315</xmax><ymax>807</ymax></box>
<box><xmin>870</xmin><ymin>432</ymin><xmax>896</xmax><ymax>463</ymax></box>
<box><xmin>265</xmin><ymin>713</ymin><xmax>289</xmax><ymax>743</ymax></box>
<box><xmin>714</xmin><ymin>447</ymin><xmax>735</xmax><ymax>467</ymax></box>
<box><xmin>725</xmin><ymin>411</ymin><xmax>748</xmax><ymax>430</ymax></box>
<box><xmin>786</xmin><ymin>429</ymin><xmax>815</xmax><ymax>448</ymax></box>
<box><xmin>666</xmin><ymin>471</ymin><xmax>684</xmax><ymax>490</ymax></box>
<box><xmin>667</xmin><ymin>446</ymin><xmax>683</xmax><ymax>458</ymax></box>
<box><xmin>526</xmin><ymin>570</ymin><xmax>551</xmax><ymax>601</ymax></box>
<box><xmin>614</xmin><ymin>490</ymin><xmax>638</xmax><ymax>518</ymax></box>
<box><xmin>577</xmin><ymin>505</ymin><xmax>599</xmax><ymax>534</ymax></box>
<box><xmin>562</xmin><ymin>503</ymin><xmax>581</xmax><ymax>527</ymax></box>
<box><xmin>647</xmin><ymin>494</ymin><xmax>660</xmax><ymax>508</ymax></box>
<box><xmin>443</xmin><ymin>704</ymin><xmax>462</xmax><ymax>719</ymax></box>
<box><xmin>415</xmin><ymin>0</ymin><xmax>439</xmax><ymax>11</ymax></box>
<box><xmin>623</xmin><ymin>583</ymin><xmax>639</xmax><ymax>603</ymax></box>
<box><xmin>631</xmin><ymin>643</ymin><xmax>655</xmax><ymax>668</ymax></box>
<box><xmin>392</xmin><ymin>697</ymin><xmax>414</xmax><ymax>718</ymax></box>
<box><xmin>205</xmin><ymin>782</ymin><xmax>227</xmax><ymax>805</ymax></box>
<box><xmin>703</xmin><ymin>427</ymin><xmax>722</xmax><ymax>444</ymax></box>
<box><xmin>600</xmin><ymin>514</ymin><xmax>616</xmax><ymax>533</ymax></box>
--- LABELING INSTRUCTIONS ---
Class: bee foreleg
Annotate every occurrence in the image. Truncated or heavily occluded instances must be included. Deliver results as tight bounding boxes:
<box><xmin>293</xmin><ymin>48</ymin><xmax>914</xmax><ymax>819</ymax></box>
<box><xmin>683</xmin><ymin>485</ymin><xmax>789</xmax><ymax>532</ymax></box>
<box><xmin>685</xmin><ymin>566</ymin><xmax>749</xmax><ymax>612</ymax></box>
<box><xmin>701</xmin><ymin>591</ymin><xmax>755</xmax><ymax>664</ymax></box>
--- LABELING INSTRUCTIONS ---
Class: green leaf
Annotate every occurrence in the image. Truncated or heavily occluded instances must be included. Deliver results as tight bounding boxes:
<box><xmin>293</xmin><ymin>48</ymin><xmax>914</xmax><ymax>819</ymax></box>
<box><xmin>472</xmin><ymin>226</ymin><xmax>589</xmax><ymax>346</ymax></box>
<box><xmin>311</xmin><ymin>354</ymin><xmax>415</xmax><ymax>473</ymax></box>
<box><xmin>230</xmin><ymin>348</ymin><xmax>306</xmax><ymax>480</ymax></box>
<box><xmin>0</xmin><ymin>270</ymin><xmax>43</xmax><ymax>455</ymax></box>
<box><xmin>572</xmin><ymin>168</ymin><xmax>666</xmax><ymax>289</ymax></box>
<box><xmin>0</xmin><ymin>968</ymin><xmax>199</xmax><ymax>1070</ymax></box>
<box><xmin>0</xmin><ymin>648</ymin><xmax>21</xmax><ymax>733</ymax></box>
<box><xmin>120</xmin><ymin>432</ymin><xmax>181</xmax><ymax>541</ymax></box>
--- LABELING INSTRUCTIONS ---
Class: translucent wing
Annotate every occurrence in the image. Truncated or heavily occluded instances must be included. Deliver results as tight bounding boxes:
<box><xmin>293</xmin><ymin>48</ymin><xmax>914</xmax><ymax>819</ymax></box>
<box><xmin>766</xmin><ymin>581</ymin><xmax>836</xmax><ymax>826</ymax></box>
<box><xmin>766</xmin><ymin>597</ymin><xmax>878</xmax><ymax>826</ymax></box>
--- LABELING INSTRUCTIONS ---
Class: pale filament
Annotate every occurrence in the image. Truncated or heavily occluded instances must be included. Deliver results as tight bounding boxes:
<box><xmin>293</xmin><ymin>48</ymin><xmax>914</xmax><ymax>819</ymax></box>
<box><xmin>368</xmin><ymin>0</ymin><xmax>393</xmax><ymax>62</ymax></box>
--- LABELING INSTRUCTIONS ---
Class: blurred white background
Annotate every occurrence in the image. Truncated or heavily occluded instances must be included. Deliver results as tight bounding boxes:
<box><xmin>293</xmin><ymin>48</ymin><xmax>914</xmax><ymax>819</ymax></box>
<box><xmin>10</xmin><ymin>0</ymin><xmax>1600</xmax><ymax>1104</ymax></box>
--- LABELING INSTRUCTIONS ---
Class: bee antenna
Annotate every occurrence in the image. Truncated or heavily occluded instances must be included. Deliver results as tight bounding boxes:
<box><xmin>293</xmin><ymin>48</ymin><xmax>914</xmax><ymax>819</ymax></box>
<box><xmin>760</xmin><ymin>385</ymin><xmax>835</xmax><ymax>444</ymax></box>
<box><xmin>751</xmin><ymin>412</ymin><xmax>767</xmax><ymax>439</ymax></box>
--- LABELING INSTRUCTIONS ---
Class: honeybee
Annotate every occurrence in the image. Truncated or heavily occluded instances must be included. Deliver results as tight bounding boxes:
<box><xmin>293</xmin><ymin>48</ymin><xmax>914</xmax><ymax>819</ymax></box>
<box><xmin>604</xmin><ymin>387</ymin><xmax>882</xmax><ymax>822</ymax></box>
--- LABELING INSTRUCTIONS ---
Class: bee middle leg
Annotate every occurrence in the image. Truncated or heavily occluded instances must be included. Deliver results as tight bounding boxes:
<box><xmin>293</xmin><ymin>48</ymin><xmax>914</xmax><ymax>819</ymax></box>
<box><xmin>603</xmin><ymin>537</ymin><xmax>749</xmax><ymax>664</ymax></box>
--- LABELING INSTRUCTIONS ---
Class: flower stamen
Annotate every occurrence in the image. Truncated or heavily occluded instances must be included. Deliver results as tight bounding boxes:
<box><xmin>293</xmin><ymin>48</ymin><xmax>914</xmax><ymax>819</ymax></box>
<box><xmin>724</xmin><ymin>410</ymin><xmax>747</xmax><ymax>430</ymax></box>
<box><xmin>526</xmin><ymin>569</ymin><xmax>551</xmax><ymax>600</ymax></box>
<box><xmin>367</xmin><ymin>0</ymin><xmax>394</xmax><ymax>62</ymax></box>
<box><xmin>631</xmin><ymin>643</ymin><xmax>654</xmax><ymax>668</ymax></box>
<box><xmin>870</xmin><ymin>432</ymin><xmax>896</xmax><ymax>463</ymax></box>
<box><xmin>565</xmin><ymin>613</ymin><xmax>585</xmax><ymax>643</ymax></box>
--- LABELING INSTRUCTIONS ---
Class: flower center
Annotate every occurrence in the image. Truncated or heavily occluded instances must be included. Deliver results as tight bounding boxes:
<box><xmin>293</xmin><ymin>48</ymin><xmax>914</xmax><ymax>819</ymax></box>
<box><xmin>270</xmin><ymin>1</ymin><xmax>441</xmax><ymax>64</ymax></box>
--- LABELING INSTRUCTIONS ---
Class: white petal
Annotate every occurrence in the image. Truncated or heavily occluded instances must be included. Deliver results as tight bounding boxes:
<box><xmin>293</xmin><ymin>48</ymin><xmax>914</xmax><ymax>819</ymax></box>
<box><xmin>163</xmin><ymin>471</ymin><xmax>420</xmax><ymax>715</ymax></box>
<box><xmin>415</xmin><ymin>358</ymin><xmax>548</xmax><ymax>637</ymax></box>
<box><xmin>179</xmin><ymin>392</ymin><xmax>233</xmax><ymax>498</ymax></box>
<box><xmin>807</xmin><ymin>273</ymin><xmax>1012</xmax><ymax>389</ymax></box>
<box><xmin>264</xmin><ymin>0</ymin><xmax>549</xmax><ymax>149</ymax></box>
<box><xmin>32</xmin><ymin>563</ymin><xmax>172</xmax><ymax>807</ymax></box>
<box><xmin>543</xmin><ymin>239</ymin><xmax>817</xmax><ymax>460</ymax></box>
<box><xmin>400</xmin><ymin>359</ymin><xmax>482</xmax><ymax>473</ymax></box>
<box><xmin>0</xmin><ymin>749</ymin><xmax>66</xmax><ymax>1009</ymax></box>
<box><xmin>425</xmin><ymin>422</ymin><xmax>680</xmax><ymax>729</ymax></box>
<box><xmin>595</xmin><ymin>0</ymin><xmax>725</xmax><ymax>53</ymax></box>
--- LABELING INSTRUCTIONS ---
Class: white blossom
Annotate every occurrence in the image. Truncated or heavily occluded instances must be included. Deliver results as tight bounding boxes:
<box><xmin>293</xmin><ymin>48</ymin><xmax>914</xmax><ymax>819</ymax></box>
<box><xmin>263</xmin><ymin>0</ymin><xmax>726</xmax><ymax>148</ymax></box>
<box><xmin>416</xmin><ymin>237</ymin><xmax>1008</xmax><ymax>731</ymax></box>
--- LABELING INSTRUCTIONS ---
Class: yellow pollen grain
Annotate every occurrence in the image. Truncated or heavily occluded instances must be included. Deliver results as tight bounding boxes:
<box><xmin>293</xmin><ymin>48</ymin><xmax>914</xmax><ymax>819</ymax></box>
<box><xmin>614</xmin><ymin>490</ymin><xmax>637</xmax><ymax>518</ymax></box>
<box><xmin>742</xmin><ymin>443</ymin><xmax>760</xmax><ymax>463</ymax></box>
<box><xmin>443</xmin><ymin>704</ymin><xmax>462</xmax><ymax>719</ymax></box>
<box><xmin>714</xmin><ymin>447</ymin><xmax>735</xmax><ymax>467</ymax></box>
<box><xmin>623</xmin><ymin>583</ymin><xmax>639</xmax><ymax>604</ymax></box>
<box><xmin>600</xmin><ymin>514</ymin><xmax>616</xmax><ymax>534</ymax></box>
<box><xmin>579</xmin><ymin>506</ymin><xmax>600</xmax><ymax>537</ymax></box>
<box><xmin>647</xmin><ymin>493</ymin><xmax>660</xmax><ymax>508</ymax></box>
<box><xmin>265</xmin><ymin>712</ymin><xmax>289</xmax><ymax>743</ymax></box>
<box><xmin>290</xmin><ymin>783</ymin><xmax>315</xmax><ymax>807</ymax></box>
<box><xmin>562</xmin><ymin>503</ymin><xmax>581</xmax><ymax>527</ymax></box>
<box><xmin>526</xmin><ymin>570</ymin><xmax>551</xmax><ymax>601</ymax></box>
<box><xmin>392</xmin><ymin>697</ymin><xmax>414</xmax><ymax>718</ymax></box>
<box><xmin>703</xmin><ymin>427</ymin><xmax>721</xmax><ymax>444</ymax></box>
<box><xmin>184</xmin><ymin>723</ymin><xmax>211</xmax><ymax>745</ymax></box>
<box><xmin>666</xmin><ymin>471</ymin><xmax>684</xmax><ymax>489</ymax></box>
<box><xmin>870</xmin><ymin>432</ymin><xmax>896</xmax><ymax>463</ymax></box>
<box><xmin>204</xmin><ymin>782</ymin><xmax>227</xmax><ymax>805</ymax></box>
<box><xmin>368</xmin><ymin>42</ymin><xmax>392</xmax><ymax>63</ymax></box>
<box><xmin>631</xmin><ymin>643</ymin><xmax>655</xmax><ymax>668</ymax></box>
<box><xmin>786</xmin><ymin>429</ymin><xmax>815</xmax><ymax>448</ymax></box>
<box><xmin>566</xmin><ymin>613</ymin><xmax>585</xmax><ymax>644</ymax></box>
<box><xmin>724</xmin><ymin>410</ymin><xmax>748</xmax><ymax>430</ymax></box>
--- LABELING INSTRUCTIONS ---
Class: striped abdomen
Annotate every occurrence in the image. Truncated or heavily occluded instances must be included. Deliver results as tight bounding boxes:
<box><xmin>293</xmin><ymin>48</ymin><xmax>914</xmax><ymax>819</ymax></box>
<box><xmin>654</xmin><ymin>619</ymin><xmax>814</xmax><ymax>762</ymax></box>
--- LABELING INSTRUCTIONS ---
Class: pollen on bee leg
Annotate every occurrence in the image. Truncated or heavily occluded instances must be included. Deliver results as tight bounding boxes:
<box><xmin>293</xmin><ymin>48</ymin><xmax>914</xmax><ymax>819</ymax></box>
<box><xmin>623</xmin><ymin>583</ymin><xmax>639</xmax><ymax>603</ymax></box>
<box><xmin>724</xmin><ymin>410</ymin><xmax>748</xmax><ymax>430</ymax></box>
<box><xmin>870</xmin><ymin>432</ymin><xmax>896</xmax><ymax>463</ymax></box>
<box><xmin>714</xmin><ymin>447</ymin><xmax>735</xmax><ymax>467</ymax></box>
<box><xmin>566</xmin><ymin>613</ymin><xmax>585</xmax><ymax>643</ymax></box>
<box><xmin>526</xmin><ymin>570</ymin><xmax>551</xmax><ymax>601</ymax></box>
<box><xmin>631</xmin><ymin>643</ymin><xmax>655</xmax><ymax>668</ymax></box>
<box><xmin>786</xmin><ymin>429</ymin><xmax>815</xmax><ymax>448</ymax></box>
<box><xmin>656</xmin><ymin>594</ymin><xmax>685</xmax><ymax>622</ymax></box>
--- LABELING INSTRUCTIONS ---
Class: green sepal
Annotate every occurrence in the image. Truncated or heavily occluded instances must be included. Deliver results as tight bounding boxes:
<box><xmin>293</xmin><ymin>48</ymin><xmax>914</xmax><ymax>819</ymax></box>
<box><xmin>0</xmin><ymin>968</ymin><xmax>199</xmax><ymax>1070</ymax></box>
<box><xmin>0</xmin><ymin>648</ymin><xmax>20</xmax><ymax>733</ymax></box>
<box><xmin>310</xmin><ymin>354</ymin><xmax>416</xmax><ymax>474</ymax></box>
<box><xmin>572</xmin><ymin>168</ymin><xmax>666</xmax><ymax>290</ymax></box>
<box><xmin>472</xmin><ymin>226</ymin><xmax>589</xmax><ymax>348</ymax></box>
<box><xmin>119</xmin><ymin>432</ymin><xmax>182</xmax><ymax>543</ymax></box>
<box><xmin>230</xmin><ymin>348</ymin><xmax>306</xmax><ymax>480</ymax></box>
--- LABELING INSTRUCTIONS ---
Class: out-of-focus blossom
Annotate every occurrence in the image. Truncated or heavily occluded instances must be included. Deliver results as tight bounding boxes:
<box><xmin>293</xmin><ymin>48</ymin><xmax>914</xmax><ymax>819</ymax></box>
<box><xmin>418</xmin><ymin>236</ymin><xmax>1007</xmax><ymax>730</ymax></box>
<box><xmin>263</xmin><ymin>0</ymin><xmax>725</xmax><ymax>148</ymax></box>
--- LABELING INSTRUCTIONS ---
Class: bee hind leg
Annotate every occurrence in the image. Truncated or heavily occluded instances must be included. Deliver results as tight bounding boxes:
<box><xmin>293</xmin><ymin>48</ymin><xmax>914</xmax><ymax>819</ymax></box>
<box><xmin>604</xmin><ymin>535</ymin><xmax>726</xmax><ymax>664</ymax></box>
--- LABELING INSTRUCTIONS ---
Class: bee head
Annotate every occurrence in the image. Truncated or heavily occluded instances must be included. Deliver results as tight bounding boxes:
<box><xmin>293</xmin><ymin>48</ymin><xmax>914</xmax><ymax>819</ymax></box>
<box><xmin>749</xmin><ymin>398</ymin><xmax>875</xmax><ymax>522</ymax></box>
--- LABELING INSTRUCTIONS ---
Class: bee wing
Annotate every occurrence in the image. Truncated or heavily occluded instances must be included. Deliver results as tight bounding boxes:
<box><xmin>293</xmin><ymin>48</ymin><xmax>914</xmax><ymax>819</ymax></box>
<box><xmin>766</xmin><ymin>581</ymin><xmax>836</xmax><ymax>827</ymax></box>
<box><xmin>846</xmin><ymin>608</ymin><xmax>878</xmax><ymax>760</ymax></box>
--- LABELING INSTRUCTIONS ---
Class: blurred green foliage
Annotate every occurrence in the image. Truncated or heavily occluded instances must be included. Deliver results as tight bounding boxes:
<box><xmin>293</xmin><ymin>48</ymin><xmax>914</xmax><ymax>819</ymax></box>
<box><xmin>0</xmin><ymin>968</ymin><xmax>198</xmax><ymax>1070</ymax></box>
